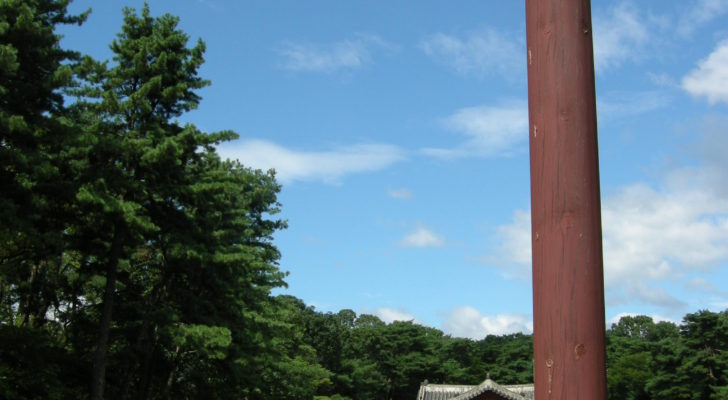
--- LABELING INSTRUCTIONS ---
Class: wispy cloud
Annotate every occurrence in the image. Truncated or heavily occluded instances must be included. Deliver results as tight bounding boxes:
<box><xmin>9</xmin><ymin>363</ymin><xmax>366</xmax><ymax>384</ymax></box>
<box><xmin>400</xmin><ymin>226</ymin><xmax>444</xmax><ymax>248</ymax></box>
<box><xmin>677</xmin><ymin>0</ymin><xmax>728</xmax><ymax>37</ymax></box>
<box><xmin>619</xmin><ymin>283</ymin><xmax>689</xmax><ymax>310</ymax></box>
<box><xmin>387</xmin><ymin>188</ymin><xmax>412</xmax><ymax>200</ymax></box>
<box><xmin>592</xmin><ymin>2</ymin><xmax>649</xmax><ymax>73</ymax></box>
<box><xmin>686</xmin><ymin>277</ymin><xmax>721</xmax><ymax>293</ymax></box>
<box><xmin>647</xmin><ymin>72</ymin><xmax>679</xmax><ymax>88</ymax></box>
<box><xmin>196</xmin><ymin>0</ymin><xmax>223</xmax><ymax>11</ymax></box>
<box><xmin>597</xmin><ymin>90</ymin><xmax>672</xmax><ymax>122</ymax></box>
<box><xmin>217</xmin><ymin>139</ymin><xmax>406</xmax><ymax>184</ymax></box>
<box><xmin>688</xmin><ymin>117</ymin><xmax>728</xmax><ymax>196</ymax></box>
<box><xmin>422</xmin><ymin>101</ymin><xmax>528</xmax><ymax>159</ymax></box>
<box><xmin>420</xmin><ymin>28</ymin><xmax>523</xmax><ymax>79</ymax></box>
<box><xmin>682</xmin><ymin>40</ymin><xmax>728</xmax><ymax>105</ymax></box>
<box><xmin>441</xmin><ymin>306</ymin><xmax>532</xmax><ymax>339</ymax></box>
<box><xmin>277</xmin><ymin>34</ymin><xmax>393</xmax><ymax>73</ymax></box>
<box><xmin>685</xmin><ymin>276</ymin><xmax>728</xmax><ymax>310</ymax></box>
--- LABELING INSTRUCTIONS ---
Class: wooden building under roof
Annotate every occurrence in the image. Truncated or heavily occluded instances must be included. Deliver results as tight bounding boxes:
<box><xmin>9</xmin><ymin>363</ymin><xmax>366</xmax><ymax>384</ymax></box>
<box><xmin>416</xmin><ymin>378</ymin><xmax>534</xmax><ymax>400</ymax></box>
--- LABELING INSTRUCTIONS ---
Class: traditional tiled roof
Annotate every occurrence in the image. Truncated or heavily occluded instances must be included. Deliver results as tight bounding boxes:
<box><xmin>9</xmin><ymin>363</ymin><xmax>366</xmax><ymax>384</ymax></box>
<box><xmin>415</xmin><ymin>382</ymin><xmax>474</xmax><ymax>400</ymax></box>
<box><xmin>451</xmin><ymin>379</ymin><xmax>533</xmax><ymax>400</ymax></box>
<box><xmin>497</xmin><ymin>384</ymin><xmax>534</xmax><ymax>399</ymax></box>
<box><xmin>416</xmin><ymin>379</ymin><xmax>534</xmax><ymax>400</ymax></box>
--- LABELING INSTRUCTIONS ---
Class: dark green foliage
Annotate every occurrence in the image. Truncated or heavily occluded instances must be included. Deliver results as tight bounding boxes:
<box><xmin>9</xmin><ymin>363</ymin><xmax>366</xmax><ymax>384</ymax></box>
<box><xmin>0</xmin><ymin>326</ymin><xmax>87</xmax><ymax>400</ymax></box>
<box><xmin>255</xmin><ymin>295</ymin><xmax>334</xmax><ymax>400</ymax></box>
<box><xmin>66</xmin><ymin>4</ymin><xmax>279</xmax><ymax>398</ymax></box>
<box><xmin>606</xmin><ymin>311</ymin><xmax>728</xmax><ymax>400</ymax></box>
<box><xmin>0</xmin><ymin>1</ymin><xmax>89</xmax><ymax>398</ymax></box>
<box><xmin>3</xmin><ymin>2</ymin><xmax>728</xmax><ymax>400</ymax></box>
<box><xmin>301</xmin><ymin>308</ymin><xmax>728</xmax><ymax>400</ymax></box>
<box><xmin>477</xmin><ymin>333</ymin><xmax>534</xmax><ymax>384</ymax></box>
<box><xmin>0</xmin><ymin>0</ymin><xmax>87</xmax><ymax>330</ymax></box>
<box><xmin>294</xmin><ymin>307</ymin><xmax>534</xmax><ymax>400</ymax></box>
<box><xmin>70</xmin><ymin>4</ymin><xmax>292</xmax><ymax>398</ymax></box>
<box><xmin>2</xmin><ymin>2</ymin><xmax>289</xmax><ymax>399</ymax></box>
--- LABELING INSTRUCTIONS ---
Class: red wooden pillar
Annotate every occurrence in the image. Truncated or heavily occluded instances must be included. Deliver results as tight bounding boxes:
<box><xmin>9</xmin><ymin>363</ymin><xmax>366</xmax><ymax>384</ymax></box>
<box><xmin>525</xmin><ymin>0</ymin><xmax>607</xmax><ymax>399</ymax></box>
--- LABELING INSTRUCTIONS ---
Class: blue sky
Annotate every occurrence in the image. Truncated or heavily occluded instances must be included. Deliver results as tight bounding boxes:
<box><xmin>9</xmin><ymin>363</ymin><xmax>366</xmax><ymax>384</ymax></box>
<box><xmin>61</xmin><ymin>0</ymin><xmax>728</xmax><ymax>339</ymax></box>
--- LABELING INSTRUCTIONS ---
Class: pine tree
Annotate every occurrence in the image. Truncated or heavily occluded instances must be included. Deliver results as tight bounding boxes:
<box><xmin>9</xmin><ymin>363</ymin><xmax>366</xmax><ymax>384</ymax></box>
<box><xmin>69</xmin><ymin>4</ymin><xmax>288</xmax><ymax>398</ymax></box>
<box><xmin>0</xmin><ymin>1</ymin><xmax>90</xmax><ymax>398</ymax></box>
<box><xmin>0</xmin><ymin>0</ymin><xmax>87</xmax><ymax>328</ymax></box>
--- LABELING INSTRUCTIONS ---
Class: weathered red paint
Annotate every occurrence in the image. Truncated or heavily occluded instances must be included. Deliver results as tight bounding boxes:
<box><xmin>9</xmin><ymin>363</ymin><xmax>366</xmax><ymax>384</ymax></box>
<box><xmin>525</xmin><ymin>0</ymin><xmax>607</xmax><ymax>399</ymax></box>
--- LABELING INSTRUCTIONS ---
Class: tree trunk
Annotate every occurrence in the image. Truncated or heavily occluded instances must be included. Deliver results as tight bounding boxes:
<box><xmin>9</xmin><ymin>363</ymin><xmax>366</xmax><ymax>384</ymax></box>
<box><xmin>165</xmin><ymin>345</ymin><xmax>181</xmax><ymax>400</ymax></box>
<box><xmin>91</xmin><ymin>226</ymin><xmax>124</xmax><ymax>400</ymax></box>
<box><xmin>0</xmin><ymin>278</ymin><xmax>10</xmax><ymax>324</ymax></box>
<box><xmin>138</xmin><ymin>253</ymin><xmax>170</xmax><ymax>400</ymax></box>
<box><xmin>136</xmin><ymin>322</ymin><xmax>158</xmax><ymax>400</ymax></box>
<box><xmin>19</xmin><ymin>263</ymin><xmax>39</xmax><ymax>327</ymax></box>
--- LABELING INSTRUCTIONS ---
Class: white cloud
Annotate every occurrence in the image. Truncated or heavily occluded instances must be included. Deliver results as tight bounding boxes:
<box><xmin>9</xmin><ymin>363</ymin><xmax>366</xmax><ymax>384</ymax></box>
<box><xmin>423</xmin><ymin>101</ymin><xmax>528</xmax><ymax>159</ymax></box>
<box><xmin>682</xmin><ymin>41</ymin><xmax>728</xmax><ymax>105</ymax></box>
<box><xmin>442</xmin><ymin>306</ymin><xmax>532</xmax><ymax>339</ymax></box>
<box><xmin>277</xmin><ymin>35</ymin><xmax>392</xmax><ymax>73</ymax></box>
<box><xmin>217</xmin><ymin>139</ymin><xmax>406</xmax><ymax>184</ymax></box>
<box><xmin>420</xmin><ymin>28</ymin><xmax>523</xmax><ymax>79</ymax></box>
<box><xmin>592</xmin><ymin>2</ymin><xmax>649</xmax><ymax>73</ymax></box>
<box><xmin>677</xmin><ymin>0</ymin><xmax>728</xmax><ymax>36</ymax></box>
<box><xmin>400</xmin><ymin>227</ymin><xmax>444</xmax><ymax>248</ymax></box>
<box><xmin>494</xmin><ymin>182</ymin><xmax>728</xmax><ymax>304</ymax></box>
<box><xmin>491</xmin><ymin>127</ymin><xmax>728</xmax><ymax>310</ymax></box>
<box><xmin>608</xmin><ymin>312</ymin><xmax>677</xmax><ymax>328</ymax></box>
<box><xmin>376</xmin><ymin>308</ymin><xmax>419</xmax><ymax>324</ymax></box>
<box><xmin>493</xmin><ymin>209</ymin><xmax>532</xmax><ymax>278</ymax></box>
<box><xmin>387</xmin><ymin>188</ymin><xmax>412</xmax><ymax>200</ymax></box>
<box><xmin>601</xmin><ymin>184</ymin><xmax>728</xmax><ymax>285</ymax></box>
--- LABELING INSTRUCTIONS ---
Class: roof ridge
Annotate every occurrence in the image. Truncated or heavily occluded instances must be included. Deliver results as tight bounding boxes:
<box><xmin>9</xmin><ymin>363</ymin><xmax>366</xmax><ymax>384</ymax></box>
<box><xmin>449</xmin><ymin>379</ymin><xmax>529</xmax><ymax>400</ymax></box>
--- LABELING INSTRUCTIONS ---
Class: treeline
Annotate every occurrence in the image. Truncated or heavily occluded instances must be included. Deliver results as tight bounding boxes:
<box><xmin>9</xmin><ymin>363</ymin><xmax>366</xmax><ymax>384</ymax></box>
<box><xmin>606</xmin><ymin>311</ymin><xmax>728</xmax><ymax>400</ymax></box>
<box><xmin>1</xmin><ymin>2</ymin><xmax>727</xmax><ymax>400</ymax></box>
<box><xmin>273</xmin><ymin>298</ymin><xmax>728</xmax><ymax>400</ymax></box>
<box><xmin>272</xmin><ymin>295</ymin><xmax>533</xmax><ymax>399</ymax></box>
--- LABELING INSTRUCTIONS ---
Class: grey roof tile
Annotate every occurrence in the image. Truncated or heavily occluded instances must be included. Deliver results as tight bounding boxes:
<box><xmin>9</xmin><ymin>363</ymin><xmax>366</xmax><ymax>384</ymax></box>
<box><xmin>416</xmin><ymin>379</ymin><xmax>534</xmax><ymax>400</ymax></box>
